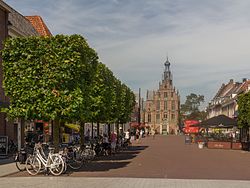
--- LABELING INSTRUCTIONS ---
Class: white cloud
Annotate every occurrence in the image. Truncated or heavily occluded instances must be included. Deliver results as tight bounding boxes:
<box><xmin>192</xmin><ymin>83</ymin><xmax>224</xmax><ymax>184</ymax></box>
<box><xmin>4</xmin><ymin>0</ymin><xmax>250</xmax><ymax>106</ymax></box>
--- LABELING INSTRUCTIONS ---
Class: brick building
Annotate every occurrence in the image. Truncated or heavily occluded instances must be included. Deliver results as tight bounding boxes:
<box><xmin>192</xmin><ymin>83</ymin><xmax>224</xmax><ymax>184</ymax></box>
<box><xmin>144</xmin><ymin>58</ymin><xmax>180</xmax><ymax>134</ymax></box>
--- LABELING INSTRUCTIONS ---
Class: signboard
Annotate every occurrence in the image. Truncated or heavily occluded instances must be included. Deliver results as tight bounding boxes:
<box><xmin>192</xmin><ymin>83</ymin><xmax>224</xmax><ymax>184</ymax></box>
<box><xmin>183</xmin><ymin>120</ymin><xmax>199</xmax><ymax>134</ymax></box>
<box><xmin>0</xmin><ymin>136</ymin><xmax>8</xmax><ymax>156</ymax></box>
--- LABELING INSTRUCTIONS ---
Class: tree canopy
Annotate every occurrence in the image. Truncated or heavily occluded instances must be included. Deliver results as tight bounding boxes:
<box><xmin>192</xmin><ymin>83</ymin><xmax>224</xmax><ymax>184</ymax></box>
<box><xmin>180</xmin><ymin>93</ymin><xmax>206</xmax><ymax>121</ymax></box>
<box><xmin>238</xmin><ymin>92</ymin><xmax>250</xmax><ymax>128</ymax></box>
<box><xmin>2</xmin><ymin>34</ymin><xmax>135</xmax><ymax>125</ymax></box>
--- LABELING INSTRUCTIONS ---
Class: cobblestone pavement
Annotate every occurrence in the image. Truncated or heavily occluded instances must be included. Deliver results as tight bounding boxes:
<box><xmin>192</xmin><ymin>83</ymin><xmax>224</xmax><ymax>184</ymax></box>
<box><xmin>8</xmin><ymin>135</ymin><xmax>250</xmax><ymax>180</ymax></box>
<box><xmin>1</xmin><ymin>177</ymin><xmax>250</xmax><ymax>188</ymax></box>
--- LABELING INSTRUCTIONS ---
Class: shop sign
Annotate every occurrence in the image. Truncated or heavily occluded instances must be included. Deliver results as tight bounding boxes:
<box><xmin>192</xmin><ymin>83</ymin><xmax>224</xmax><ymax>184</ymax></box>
<box><xmin>0</xmin><ymin>136</ymin><xmax>8</xmax><ymax>156</ymax></box>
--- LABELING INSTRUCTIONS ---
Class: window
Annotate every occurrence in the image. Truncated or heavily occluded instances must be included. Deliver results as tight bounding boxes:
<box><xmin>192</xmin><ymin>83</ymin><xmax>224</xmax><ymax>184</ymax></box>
<box><xmin>156</xmin><ymin>100</ymin><xmax>160</xmax><ymax>110</ymax></box>
<box><xmin>164</xmin><ymin>101</ymin><xmax>168</xmax><ymax>111</ymax></box>
<box><xmin>171</xmin><ymin>101</ymin><xmax>175</xmax><ymax>110</ymax></box>
<box><xmin>156</xmin><ymin>114</ymin><xmax>160</xmax><ymax>123</ymax></box>
<box><xmin>164</xmin><ymin>113</ymin><xmax>168</xmax><ymax>119</ymax></box>
<box><xmin>171</xmin><ymin>113</ymin><xmax>175</xmax><ymax>121</ymax></box>
<box><xmin>171</xmin><ymin>92</ymin><xmax>174</xmax><ymax>98</ymax></box>
<box><xmin>148</xmin><ymin>113</ymin><xmax>151</xmax><ymax>123</ymax></box>
<box><xmin>158</xmin><ymin>92</ymin><xmax>161</xmax><ymax>98</ymax></box>
<box><xmin>164</xmin><ymin>92</ymin><xmax>168</xmax><ymax>99</ymax></box>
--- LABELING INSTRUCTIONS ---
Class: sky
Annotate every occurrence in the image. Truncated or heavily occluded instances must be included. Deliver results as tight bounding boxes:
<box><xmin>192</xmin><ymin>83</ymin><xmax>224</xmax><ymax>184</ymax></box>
<box><xmin>4</xmin><ymin>0</ymin><xmax>250</xmax><ymax>108</ymax></box>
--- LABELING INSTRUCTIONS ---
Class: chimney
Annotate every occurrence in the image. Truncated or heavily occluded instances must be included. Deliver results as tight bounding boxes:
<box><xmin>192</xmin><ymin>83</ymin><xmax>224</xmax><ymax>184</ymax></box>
<box><xmin>242</xmin><ymin>78</ymin><xmax>247</xmax><ymax>82</ymax></box>
<box><xmin>229</xmin><ymin>79</ymin><xmax>234</xmax><ymax>83</ymax></box>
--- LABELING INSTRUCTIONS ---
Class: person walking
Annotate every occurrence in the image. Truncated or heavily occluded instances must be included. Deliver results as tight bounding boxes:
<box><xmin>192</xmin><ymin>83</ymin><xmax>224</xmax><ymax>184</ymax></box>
<box><xmin>124</xmin><ymin>129</ymin><xmax>130</xmax><ymax>146</ymax></box>
<box><xmin>110</xmin><ymin>131</ymin><xmax>117</xmax><ymax>154</ymax></box>
<box><xmin>139</xmin><ymin>129</ymin><xmax>143</xmax><ymax>139</ymax></box>
<box><xmin>102</xmin><ymin>134</ymin><xmax>110</xmax><ymax>155</ymax></box>
<box><xmin>151</xmin><ymin>129</ymin><xmax>155</xmax><ymax>139</ymax></box>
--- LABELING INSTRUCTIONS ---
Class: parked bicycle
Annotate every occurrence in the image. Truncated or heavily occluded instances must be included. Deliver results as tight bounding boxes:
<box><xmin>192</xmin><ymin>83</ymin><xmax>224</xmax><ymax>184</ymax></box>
<box><xmin>14</xmin><ymin>142</ymin><xmax>34</xmax><ymax>171</ymax></box>
<box><xmin>25</xmin><ymin>143</ymin><xmax>65</xmax><ymax>176</ymax></box>
<box><xmin>60</xmin><ymin>144</ymin><xmax>84</xmax><ymax>170</ymax></box>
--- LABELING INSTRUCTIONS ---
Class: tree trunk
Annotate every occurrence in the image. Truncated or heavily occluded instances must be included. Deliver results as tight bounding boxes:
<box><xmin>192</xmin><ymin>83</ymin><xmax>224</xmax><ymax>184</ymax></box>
<box><xmin>80</xmin><ymin>121</ymin><xmax>85</xmax><ymax>146</ymax></box>
<box><xmin>21</xmin><ymin>119</ymin><xmax>25</xmax><ymax>148</ymax></box>
<box><xmin>116</xmin><ymin>122</ymin><xmax>119</xmax><ymax>138</ymax></box>
<box><xmin>53</xmin><ymin>119</ymin><xmax>60</xmax><ymax>152</ymax></box>
<box><xmin>97</xmin><ymin>122</ymin><xmax>100</xmax><ymax>137</ymax></box>
<box><xmin>91</xmin><ymin>122</ymin><xmax>94</xmax><ymax>139</ymax></box>
<box><xmin>108</xmin><ymin>123</ymin><xmax>111</xmax><ymax>139</ymax></box>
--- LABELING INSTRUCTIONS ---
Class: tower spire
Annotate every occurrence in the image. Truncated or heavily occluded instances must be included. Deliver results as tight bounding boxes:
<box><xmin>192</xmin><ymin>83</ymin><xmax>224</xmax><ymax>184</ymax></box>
<box><xmin>163</xmin><ymin>56</ymin><xmax>172</xmax><ymax>81</ymax></box>
<box><xmin>164</xmin><ymin>56</ymin><xmax>170</xmax><ymax>72</ymax></box>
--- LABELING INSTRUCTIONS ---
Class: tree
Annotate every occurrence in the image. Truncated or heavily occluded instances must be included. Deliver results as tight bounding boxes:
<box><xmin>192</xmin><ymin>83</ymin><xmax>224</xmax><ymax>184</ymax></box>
<box><xmin>180</xmin><ymin>93</ymin><xmax>206</xmax><ymax>121</ymax></box>
<box><xmin>2</xmin><ymin>34</ymin><xmax>98</xmax><ymax>149</ymax></box>
<box><xmin>238</xmin><ymin>92</ymin><xmax>250</xmax><ymax>128</ymax></box>
<box><xmin>2</xmin><ymin>34</ymin><xmax>135</xmax><ymax>148</ymax></box>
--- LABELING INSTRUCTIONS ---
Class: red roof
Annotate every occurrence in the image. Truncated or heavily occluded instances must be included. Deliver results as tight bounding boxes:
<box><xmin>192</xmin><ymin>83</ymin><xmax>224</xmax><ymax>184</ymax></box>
<box><xmin>25</xmin><ymin>15</ymin><xmax>52</xmax><ymax>36</ymax></box>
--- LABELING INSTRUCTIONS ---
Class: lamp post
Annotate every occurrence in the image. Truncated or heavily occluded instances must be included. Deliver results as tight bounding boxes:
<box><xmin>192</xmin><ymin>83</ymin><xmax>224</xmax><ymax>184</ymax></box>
<box><xmin>138</xmin><ymin>88</ymin><xmax>141</xmax><ymax>129</ymax></box>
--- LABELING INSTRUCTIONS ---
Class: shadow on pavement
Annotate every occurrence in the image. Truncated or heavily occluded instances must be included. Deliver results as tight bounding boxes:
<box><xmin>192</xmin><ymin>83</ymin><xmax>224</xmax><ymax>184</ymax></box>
<box><xmin>65</xmin><ymin>145</ymin><xmax>148</xmax><ymax>174</ymax></box>
<box><xmin>7</xmin><ymin>145</ymin><xmax>149</xmax><ymax>177</ymax></box>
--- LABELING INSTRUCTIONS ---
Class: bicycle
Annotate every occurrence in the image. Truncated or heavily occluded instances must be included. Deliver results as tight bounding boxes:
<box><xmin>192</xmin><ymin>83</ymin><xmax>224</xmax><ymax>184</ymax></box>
<box><xmin>14</xmin><ymin>143</ymin><xmax>34</xmax><ymax>171</ymax></box>
<box><xmin>60</xmin><ymin>144</ymin><xmax>84</xmax><ymax>170</ymax></box>
<box><xmin>14</xmin><ymin>148</ymin><xmax>27</xmax><ymax>171</ymax></box>
<box><xmin>25</xmin><ymin>143</ymin><xmax>65</xmax><ymax>176</ymax></box>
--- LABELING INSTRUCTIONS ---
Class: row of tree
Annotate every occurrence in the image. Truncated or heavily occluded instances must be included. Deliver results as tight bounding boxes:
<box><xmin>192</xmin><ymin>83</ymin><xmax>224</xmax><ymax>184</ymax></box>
<box><xmin>2</xmin><ymin>34</ymin><xmax>135</xmax><ymax>149</ymax></box>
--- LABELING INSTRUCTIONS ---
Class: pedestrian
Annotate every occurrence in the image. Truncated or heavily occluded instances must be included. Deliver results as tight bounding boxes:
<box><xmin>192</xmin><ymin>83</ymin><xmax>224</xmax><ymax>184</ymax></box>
<box><xmin>125</xmin><ymin>129</ymin><xmax>130</xmax><ymax>143</ymax></box>
<box><xmin>151</xmin><ymin>129</ymin><xmax>155</xmax><ymax>139</ymax></box>
<box><xmin>110</xmin><ymin>131</ymin><xmax>117</xmax><ymax>154</ymax></box>
<box><xmin>102</xmin><ymin>134</ymin><xmax>110</xmax><ymax>155</ymax></box>
<box><xmin>139</xmin><ymin>129</ymin><xmax>143</xmax><ymax>140</ymax></box>
<box><xmin>136</xmin><ymin>129</ymin><xmax>140</xmax><ymax>142</ymax></box>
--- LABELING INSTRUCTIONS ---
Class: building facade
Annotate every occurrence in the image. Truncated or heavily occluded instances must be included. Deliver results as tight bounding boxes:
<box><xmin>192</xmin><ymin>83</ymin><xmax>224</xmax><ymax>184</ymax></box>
<box><xmin>0</xmin><ymin>2</ymin><xmax>11</xmax><ymax>144</ymax></box>
<box><xmin>144</xmin><ymin>58</ymin><xmax>180</xmax><ymax>134</ymax></box>
<box><xmin>207</xmin><ymin>78</ymin><xmax>250</xmax><ymax>119</ymax></box>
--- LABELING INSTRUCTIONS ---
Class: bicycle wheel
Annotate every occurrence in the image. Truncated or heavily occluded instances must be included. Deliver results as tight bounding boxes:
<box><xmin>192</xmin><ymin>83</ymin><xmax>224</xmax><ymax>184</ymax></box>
<box><xmin>25</xmin><ymin>155</ymin><xmax>41</xmax><ymax>175</ymax></box>
<box><xmin>68</xmin><ymin>158</ymin><xmax>83</xmax><ymax>170</ymax></box>
<box><xmin>49</xmin><ymin>154</ymin><xmax>65</xmax><ymax>176</ymax></box>
<box><xmin>65</xmin><ymin>150</ymin><xmax>82</xmax><ymax>170</ymax></box>
<box><xmin>61</xmin><ymin>156</ymin><xmax>67</xmax><ymax>173</ymax></box>
<box><xmin>14</xmin><ymin>153</ymin><xmax>26</xmax><ymax>171</ymax></box>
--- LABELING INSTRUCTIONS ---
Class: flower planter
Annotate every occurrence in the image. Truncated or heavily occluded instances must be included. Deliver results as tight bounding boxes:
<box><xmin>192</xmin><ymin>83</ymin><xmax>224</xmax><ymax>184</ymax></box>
<box><xmin>198</xmin><ymin>142</ymin><xmax>204</xmax><ymax>149</ymax></box>
<box><xmin>207</xmin><ymin>141</ymin><xmax>231</xmax><ymax>149</ymax></box>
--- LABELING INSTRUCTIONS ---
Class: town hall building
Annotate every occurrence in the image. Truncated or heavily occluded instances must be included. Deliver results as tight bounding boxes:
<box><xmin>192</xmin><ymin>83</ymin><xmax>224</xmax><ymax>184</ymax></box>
<box><xmin>144</xmin><ymin>58</ymin><xmax>180</xmax><ymax>134</ymax></box>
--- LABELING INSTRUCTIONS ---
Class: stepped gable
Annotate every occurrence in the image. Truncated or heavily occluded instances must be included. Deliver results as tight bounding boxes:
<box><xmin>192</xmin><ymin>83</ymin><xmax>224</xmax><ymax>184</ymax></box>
<box><xmin>146</xmin><ymin>90</ymin><xmax>154</xmax><ymax>100</ymax></box>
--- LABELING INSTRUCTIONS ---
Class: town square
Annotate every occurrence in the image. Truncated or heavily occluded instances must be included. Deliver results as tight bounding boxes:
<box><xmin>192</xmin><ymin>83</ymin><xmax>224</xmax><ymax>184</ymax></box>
<box><xmin>1</xmin><ymin>0</ymin><xmax>250</xmax><ymax>188</ymax></box>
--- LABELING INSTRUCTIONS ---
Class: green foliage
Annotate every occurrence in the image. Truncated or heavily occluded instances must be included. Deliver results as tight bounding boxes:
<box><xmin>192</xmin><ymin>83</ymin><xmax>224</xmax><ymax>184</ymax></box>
<box><xmin>118</xmin><ymin>84</ymin><xmax>135</xmax><ymax>124</ymax></box>
<box><xmin>2</xmin><ymin>35</ymin><xmax>97</xmax><ymax>121</ymax></box>
<box><xmin>238</xmin><ymin>92</ymin><xmax>250</xmax><ymax>128</ymax></box>
<box><xmin>2</xmin><ymin>34</ymin><xmax>135</xmax><ymax>126</ymax></box>
<box><xmin>88</xmin><ymin>63</ymin><xmax>109</xmax><ymax>122</ymax></box>
<box><xmin>180</xmin><ymin>93</ymin><xmax>205</xmax><ymax>121</ymax></box>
